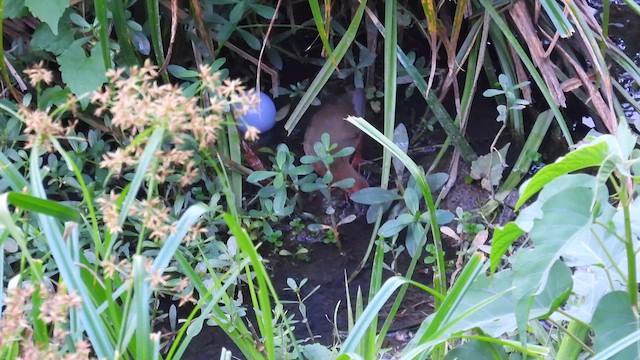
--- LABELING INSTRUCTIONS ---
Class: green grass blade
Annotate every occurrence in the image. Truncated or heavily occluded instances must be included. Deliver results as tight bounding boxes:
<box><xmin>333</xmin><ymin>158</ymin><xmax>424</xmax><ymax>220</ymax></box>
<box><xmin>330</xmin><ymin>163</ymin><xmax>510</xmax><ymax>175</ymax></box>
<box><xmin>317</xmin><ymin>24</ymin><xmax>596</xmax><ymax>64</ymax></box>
<box><xmin>364</xmin><ymin>14</ymin><xmax>477</xmax><ymax>162</ymax></box>
<box><xmin>307</xmin><ymin>0</ymin><xmax>337</xmax><ymax>66</ymax></box>
<box><xmin>146</xmin><ymin>0</ymin><xmax>169</xmax><ymax>82</ymax></box>
<box><xmin>151</xmin><ymin>203</ymin><xmax>208</xmax><ymax>274</ymax></box>
<box><xmin>539</xmin><ymin>0</ymin><xmax>574</xmax><ymax>37</ymax></box>
<box><xmin>133</xmin><ymin>256</ymin><xmax>152</xmax><ymax>359</ymax></box>
<box><xmin>340</xmin><ymin>277</ymin><xmax>412</xmax><ymax>353</ymax></box>
<box><xmin>400</xmin><ymin>254</ymin><xmax>485</xmax><ymax>358</ymax></box>
<box><xmin>381</xmin><ymin>0</ymin><xmax>398</xmax><ymax>190</ymax></box>
<box><xmin>0</xmin><ymin>0</ymin><xmax>20</xmax><ymax>101</ymax></box>
<box><xmin>482</xmin><ymin>110</ymin><xmax>554</xmax><ymax>214</ymax></box>
<box><xmin>224</xmin><ymin>212</ymin><xmax>276</xmax><ymax>359</ymax></box>
<box><xmin>109</xmin><ymin>0</ymin><xmax>139</xmax><ymax>66</ymax></box>
<box><xmin>29</xmin><ymin>142</ymin><xmax>115</xmax><ymax>357</ymax></box>
<box><xmin>618</xmin><ymin>0</ymin><xmax>640</xmax><ymax>16</ymax></box>
<box><xmin>225</xmin><ymin>113</ymin><xmax>243</xmax><ymax>212</ymax></box>
<box><xmin>7</xmin><ymin>191</ymin><xmax>81</xmax><ymax>223</ymax></box>
<box><xmin>0</xmin><ymin>152</ymin><xmax>28</xmax><ymax>191</ymax></box>
<box><xmin>346</xmin><ymin>116</ymin><xmax>447</xmax><ymax>300</ymax></box>
<box><xmin>173</xmin><ymin>252</ymin><xmax>263</xmax><ymax>359</ymax></box>
<box><xmin>50</xmin><ymin>138</ymin><xmax>102</xmax><ymax>256</ymax></box>
<box><xmin>94</xmin><ymin>0</ymin><xmax>111</xmax><ymax>72</ymax></box>
<box><xmin>168</xmin><ymin>257</ymin><xmax>252</xmax><ymax>359</ymax></box>
<box><xmin>115</xmin><ymin>127</ymin><xmax>164</xmax><ymax>252</ymax></box>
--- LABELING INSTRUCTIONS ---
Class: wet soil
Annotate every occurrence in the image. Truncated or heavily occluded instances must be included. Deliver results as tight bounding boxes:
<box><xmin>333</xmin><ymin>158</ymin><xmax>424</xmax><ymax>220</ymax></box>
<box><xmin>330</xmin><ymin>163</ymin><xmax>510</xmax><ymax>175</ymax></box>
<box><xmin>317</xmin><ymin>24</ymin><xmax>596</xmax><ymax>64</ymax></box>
<box><xmin>182</xmin><ymin>156</ymin><xmax>496</xmax><ymax>360</ymax></box>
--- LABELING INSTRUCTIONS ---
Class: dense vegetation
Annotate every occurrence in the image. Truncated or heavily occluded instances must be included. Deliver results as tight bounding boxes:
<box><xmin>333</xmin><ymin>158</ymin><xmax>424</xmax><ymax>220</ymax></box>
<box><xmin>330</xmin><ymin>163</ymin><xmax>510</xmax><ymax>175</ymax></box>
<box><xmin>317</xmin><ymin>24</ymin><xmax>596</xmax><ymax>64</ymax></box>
<box><xmin>1</xmin><ymin>0</ymin><xmax>639</xmax><ymax>359</ymax></box>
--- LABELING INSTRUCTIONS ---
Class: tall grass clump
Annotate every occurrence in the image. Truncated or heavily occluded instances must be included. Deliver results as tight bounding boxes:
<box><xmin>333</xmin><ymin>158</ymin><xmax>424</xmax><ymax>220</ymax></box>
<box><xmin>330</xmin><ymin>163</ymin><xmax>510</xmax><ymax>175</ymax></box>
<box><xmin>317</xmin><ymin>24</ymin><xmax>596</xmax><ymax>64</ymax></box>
<box><xmin>0</xmin><ymin>61</ymin><xmax>295</xmax><ymax>359</ymax></box>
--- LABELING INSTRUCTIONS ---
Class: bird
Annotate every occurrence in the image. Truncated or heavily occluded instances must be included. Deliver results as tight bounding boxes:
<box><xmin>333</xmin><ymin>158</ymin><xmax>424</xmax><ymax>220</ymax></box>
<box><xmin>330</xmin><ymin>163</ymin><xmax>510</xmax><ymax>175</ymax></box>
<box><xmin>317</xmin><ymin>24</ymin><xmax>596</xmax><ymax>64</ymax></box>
<box><xmin>303</xmin><ymin>88</ymin><xmax>369</xmax><ymax>194</ymax></box>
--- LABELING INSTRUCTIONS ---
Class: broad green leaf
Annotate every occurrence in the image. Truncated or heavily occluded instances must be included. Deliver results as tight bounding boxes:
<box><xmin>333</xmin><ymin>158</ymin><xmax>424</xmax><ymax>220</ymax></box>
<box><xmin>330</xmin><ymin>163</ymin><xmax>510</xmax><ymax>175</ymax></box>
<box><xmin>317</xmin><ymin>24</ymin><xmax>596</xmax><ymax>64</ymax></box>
<box><xmin>404</xmin><ymin>187</ymin><xmax>419</xmax><ymax>215</ymax></box>
<box><xmin>25</xmin><ymin>0</ymin><xmax>69</xmax><ymax>35</ymax></box>
<box><xmin>392</xmin><ymin>123</ymin><xmax>409</xmax><ymax>176</ymax></box>
<box><xmin>273</xmin><ymin>173</ymin><xmax>284</xmax><ymax>188</ymax></box>
<box><xmin>515</xmin><ymin>174</ymin><xmax>599</xmax><ymax>232</ymax></box>
<box><xmin>57</xmin><ymin>39</ymin><xmax>108</xmax><ymax>108</ymax></box>
<box><xmin>516</xmin><ymin>141</ymin><xmax>609</xmax><ymax>210</ymax></box>
<box><xmin>411</xmin><ymin>261</ymin><xmax>570</xmax><ymax>344</ymax></box>
<box><xmin>615</xmin><ymin>117</ymin><xmax>637</xmax><ymax>159</ymax></box>
<box><xmin>332</xmin><ymin>178</ymin><xmax>355</xmax><ymax>189</ymax></box>
<box><xmin>470</xmin><ymin>143</ymin><xmax>510</xmax><ymax>190</ymax></box>
<box><xmin>300</xmin><ymin>182</ymin><xmax>325</xmax><ymax>193</ymax></box>
<box><xmin>4</xmin><ymin>0</ymin><xmax>27</xmax><ymax>18</ymax></box>
<box><xmin>378</xmin><ymin>213</ymin><xmax>413</xmax><ymax>237</ymax></box>
<box><xmin>531</xmin><ymin>261</ymin><xmax>572</xmax><ymax>318</ymax></box>
<box><xmin>405</xmin><ymin>222</ymin><xmax>425</xmax><ymax>257</ymax></box>
<box><xmin>229</xmin><ymin>1</ymin><xmax>245</xmax><ymax>23</ymax></box>
<box><xmin>482</xmin><ymin>89</ymin><xmax>505</xmax><ymax>97</ymax></box>
<box><xmin>333</xmin><ymin>146</ymin><xmax>355</xmax><ymax>158</ymax></box>
<box><xmin>7</xmin><ymin>191</ymin><xmax>81</xmax><ymax>223</ymax></box>
<box><xmin>30</xmin><ymin>22</ymin><xmax>75</xmax><ymax>55</ymax></box>
<box><xmin>273</xmin><ymin>186</ymin><xmax>287</xmax><ymax>215</ymax></box>
<box><xmin>350</xmin><ymin>187</ymin><xmax>401</xmax><ymax>204</ymax></box>
<box><xmin>444</xmin><ymin>339</ymin><xmax>508</xmax><ymax>359</ymax></box>
<box><xmin>322</xmin><ymin>171</ymin><xmax>333</xmax><ymax>184</ymax></box>
<box><xmin>246</xmin><ymin>171</ymin><xmax>278</xmax><ymax>183</ymax></box>
<box><xmin>40</xmin><ymin>86</ymin><xmax>72</xmax><ymax>108</ymax></box>
<box><xmin>557</xmin><ymin>200</ymin><xmax>629</xmax><ymax>324</ymax></box>
<box><xmin>490</xmin><ymin>222</ymin><xmax>524</xmax><ymax>273</ymax></box>
<box><xmin>289</xmin><ymin>165</ymin><xmax>313</xmax><ymax>176</ymax></box>
<box><xmin>512</xmin><ymin>183</ymin><xmax>594</xmax><ymax>338</ymax></box>
<box><xmin>419</xmin><ymin>210</ymin><xmax>454</xmax><ymax>225</ymax></box>
<box><xmin>434</xmin><ymin>210</ymin><xmax>454</xmax><ymax>225</ymax></box>
<box><xmin>302</xmin><ymin>343</ymin><xmax>333</xmax><ymax>360</ymax></box>
<box><xmin>592</xmin><ymin>291</ymin><xmax>640</xmax><ymax>360</ymax></box>
<box><xmin>237</xmin><ymin>28</ymin><xmax>261</xmax><ymax>50</ymax></box>
<box><xmin>167</xmin><ymin>65</ymin><xmax>199</xmax><ymax>80</ymax></box>
<box><xmin>248</xmin><ymin>3</ymin><xmax>276</xmax><ymax>19</ymax></box>
<box><xmin>257</xmin><ymin>185</ymin><xmax>277</xmax><ymax>198</ymax></box>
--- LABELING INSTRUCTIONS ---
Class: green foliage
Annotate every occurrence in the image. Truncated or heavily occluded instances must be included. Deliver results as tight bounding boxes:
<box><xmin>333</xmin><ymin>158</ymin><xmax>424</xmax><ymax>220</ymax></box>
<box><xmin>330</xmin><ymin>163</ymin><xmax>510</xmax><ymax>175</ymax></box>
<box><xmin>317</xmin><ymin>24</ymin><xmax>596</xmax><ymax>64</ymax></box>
<box><xmin>0</xmin><ymin>62</ymin><xmax>302</xmax><ymax>360</ymax></box>
<box><xmin>351</xmin><ymin>124</ymin><xmax>453</xmax><ymax>260</ymax></box>
<box><xmin>475</xmin><ymin>120</ymin><xmax>640</xmax><ymax>358</ymax></box>
<box><xmin>247</xmin><ymin>143</ymin><xmax>314</xmax><ymax>217</ymax></box>
<box><xmin>24</xmin><ymin>0</ymin><xmax>68</xmax><ymax>35</ymax></box>
<box><xmin>470</xmin><ymin>143</ymin><xmax>510</xmax><ymax>191</ymax></box>
<box><xmin>483</xmin><ymin>74</ymin><xmax>531</xmax><ymax>123</ymax></box>
<box><xmin>453</xmin><ymin>207</ymin><xmax>485</xmax><ymax>238</ymax></box>
<box><xmin>300</xmin><ymin>132</ymin><xmax>357</xmax><ymax>193</ymax></box>
<box><xmin>57</xmin><ymin>40</ymin><xmax>109</xmax><ymax>107</ymax></box>
<box><xmin>373</xmin><ymin>182</ymin><xmax>453</xmax><ymax>257</ymax></box>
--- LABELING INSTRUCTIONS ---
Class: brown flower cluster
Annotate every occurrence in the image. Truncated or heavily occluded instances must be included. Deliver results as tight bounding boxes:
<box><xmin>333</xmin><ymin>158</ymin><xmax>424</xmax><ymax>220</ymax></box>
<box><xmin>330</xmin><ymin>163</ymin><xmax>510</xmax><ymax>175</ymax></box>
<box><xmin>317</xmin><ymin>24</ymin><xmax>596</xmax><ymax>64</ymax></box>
<box><xmin>20</xmin><ymin>108</ymin><xmax>67</xmax><ymax>152</ymax></box>
<box><xmin>21</xmin><ymin>63</ymin><xmax>81</xmax><ymax>152</ymax></box>
<box><xmin>0</xmin><ymin>283</ymin><xmax>92</xmax><ymax>359</ymax></box>
<box><xmin>130</xmin><ymin>198</ymin><xmax>175</xmax><ymax>242</ymax></box>
<box><xmin>24</xmin><ymin>61</ymin><xmax>53</xmax><ymax>87</ymax></box>
<box><xmin>93</xmin><ymin>61</ymin><xmax>253</xmax><ymax>183</ymax></box>
<box><xmin>99</xmin><ymin>255</ymin><xmax>195</xmax><ymax>307</ymax></box>
<box><xmin>96</xmin><ymin>190</ymin><xmax>123</xmax><ymax>235</ymax></box>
